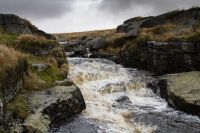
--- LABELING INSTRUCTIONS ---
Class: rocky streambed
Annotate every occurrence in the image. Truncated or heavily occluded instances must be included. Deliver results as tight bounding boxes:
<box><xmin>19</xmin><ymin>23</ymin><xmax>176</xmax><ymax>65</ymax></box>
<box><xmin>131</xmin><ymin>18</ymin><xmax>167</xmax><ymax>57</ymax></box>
<box><xmin>50</xmin><ymin>58</ymin><xmax>200</xmax><ymax>133</ymax></box>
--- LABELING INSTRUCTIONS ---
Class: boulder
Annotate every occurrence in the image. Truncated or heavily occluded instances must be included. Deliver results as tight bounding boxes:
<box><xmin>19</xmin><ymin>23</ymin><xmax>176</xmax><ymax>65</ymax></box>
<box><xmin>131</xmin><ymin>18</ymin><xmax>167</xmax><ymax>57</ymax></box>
<box><xmin>148</xmin><ymin>71</ymin><xmax>200</xmax><ymax>116</ymax></box>
<box><xmin>88</xmin><ymin>37</ymin><xmax>107</xmax><ymax>50</ymax></box>
<box><xmin>19</xmin><ymin>84</ymin><xmax>86</xmax><ymax>132</ymax></box>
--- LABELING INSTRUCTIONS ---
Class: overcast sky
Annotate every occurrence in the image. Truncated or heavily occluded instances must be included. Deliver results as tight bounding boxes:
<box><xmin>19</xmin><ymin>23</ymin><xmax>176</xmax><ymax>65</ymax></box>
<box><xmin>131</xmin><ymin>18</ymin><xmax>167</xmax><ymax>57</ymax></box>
<box><xmin>0</xmin><ymin>0</ymin><xmax>199</xmax><ymax>33</ymax></box>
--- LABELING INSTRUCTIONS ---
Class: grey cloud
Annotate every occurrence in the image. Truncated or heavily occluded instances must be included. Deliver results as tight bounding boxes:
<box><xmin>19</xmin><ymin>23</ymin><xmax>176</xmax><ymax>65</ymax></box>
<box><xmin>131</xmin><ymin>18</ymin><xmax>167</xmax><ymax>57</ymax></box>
<box><xmin>0</xmin><ymin>0</ymin><xmax>75</xmax><ymax>19</ymax></box>
<box><xmin>99</xmin><ymin>0</ymin><xmax>200</xmax><ymax>15</ymax></box>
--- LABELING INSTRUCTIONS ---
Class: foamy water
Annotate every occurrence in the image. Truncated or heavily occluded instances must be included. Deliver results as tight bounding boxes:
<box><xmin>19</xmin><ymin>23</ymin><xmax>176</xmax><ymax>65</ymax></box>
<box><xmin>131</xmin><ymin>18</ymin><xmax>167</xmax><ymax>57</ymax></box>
<box><xmin>53</xmin><ymin>58</ymin><xmax>200</xmax><ymax>133</ymax></box>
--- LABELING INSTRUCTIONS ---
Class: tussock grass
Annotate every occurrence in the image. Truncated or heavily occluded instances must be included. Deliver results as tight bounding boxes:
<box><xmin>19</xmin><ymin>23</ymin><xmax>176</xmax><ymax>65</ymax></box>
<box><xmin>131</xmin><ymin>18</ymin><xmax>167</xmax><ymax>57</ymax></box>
<box><xmin>15</xmin><ymin>34</ymin><xmax>58</xmax><ymax>52</ymax></box>
<box><xmin>0</xmin><ymin>44</ymin><xmax>24</xmax><ymax>77</ymax></box>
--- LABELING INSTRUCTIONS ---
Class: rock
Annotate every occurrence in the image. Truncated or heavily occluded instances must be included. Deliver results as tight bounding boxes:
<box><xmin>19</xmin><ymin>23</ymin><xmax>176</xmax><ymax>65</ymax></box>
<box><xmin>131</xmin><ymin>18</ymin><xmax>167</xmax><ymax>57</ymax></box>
<box><xmin>32</xmin><ymin>64</ymin><xmax>49</xmax><ymax>72</ymax></box>
<box><xmin>55</xmin><ymin>79</ymin><xmax>74</xmax><ymax>86</ymax></box>
<box><xmin>0</xmin><ymin>59</ymin><xmax>28</xmax><ymax>130</ymax></box>
<box><xmin>0</xmin><ymin>14</ymin><xmax>54</xmax><ymax>39</ymax></box>
<box><xmin>87</xmin><ymin>37</ymin><xmax>107</xmax><ymax>50</ymax></box>
<box><xmin>148</xmin><ymin>71</ymin><xmax>200</xmax><ymax>116</ymax></box>
<box><xmin>115</xmin><ymin>96</ymin><xmax>130</xmax><ymax>103</ymax></box>
<box><xmin>140</xmin><ymin>8</ymin><xmax>200</xmax><ymax>28</ymax></box>
<box><xmin>21</xmin><ymin>85</ymin><xmax>86</xmax><ymax>132</ymax></box>
<box><xmin>0</xmin><ymin>59</ymin><xmax>28</xmax><ymax>103</ymax></box>
<box><xmin>90</xmin><ymin>52</ymin><xmax>121</xmax><ymax>64</ymax></box>
<box><xmin>100</xmin><ymin>83</ymin><xmax>126</xmax><ymax>94</ymax></box>
<box><xmin>0</xmin><ymin>99</ymin><xmax>3</xmax><ymax>128</ymax></box>
<box><xmin>117</xmin><ymin>17</ymin><xmax>151</xmax><ymax>38</ymax></box>
<box><xmin>146</xmin><ymin>41</ymin><xmax>200</xmax><ymax>75</ymax></box>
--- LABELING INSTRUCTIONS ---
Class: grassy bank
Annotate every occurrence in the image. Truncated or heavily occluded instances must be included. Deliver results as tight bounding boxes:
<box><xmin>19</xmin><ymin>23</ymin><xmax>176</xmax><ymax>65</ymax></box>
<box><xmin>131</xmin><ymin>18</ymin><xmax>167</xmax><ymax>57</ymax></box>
<box><xmin>0</xmin><ymin>34</ymin><xmax>68</xmax><ymax>120</ymax></box>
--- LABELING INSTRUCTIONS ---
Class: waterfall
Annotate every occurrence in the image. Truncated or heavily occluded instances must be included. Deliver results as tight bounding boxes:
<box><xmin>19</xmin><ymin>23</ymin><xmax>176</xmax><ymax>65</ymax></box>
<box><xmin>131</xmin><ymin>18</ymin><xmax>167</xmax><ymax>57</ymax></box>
<box><xmin>52</xmin><ymin>57</ymin><xmax>200</xmax><ymax>133</ymax></box>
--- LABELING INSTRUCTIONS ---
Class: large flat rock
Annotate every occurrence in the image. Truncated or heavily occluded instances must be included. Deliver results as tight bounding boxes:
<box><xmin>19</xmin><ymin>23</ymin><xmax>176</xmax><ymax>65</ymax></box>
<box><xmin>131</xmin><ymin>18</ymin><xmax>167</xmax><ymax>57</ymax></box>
<box><xmin>149</xmin><ymin>71</ymin><xmax>200</xmax><ymax>116</ymax></box>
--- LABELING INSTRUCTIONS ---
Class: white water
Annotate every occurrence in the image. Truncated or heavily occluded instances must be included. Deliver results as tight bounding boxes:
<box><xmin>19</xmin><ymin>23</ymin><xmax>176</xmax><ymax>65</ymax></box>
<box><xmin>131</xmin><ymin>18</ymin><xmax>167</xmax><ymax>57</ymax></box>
<box><xmin>66</xmin><ymin>58</ymin><xmax>200</xmax><ymax>133</ymax></box>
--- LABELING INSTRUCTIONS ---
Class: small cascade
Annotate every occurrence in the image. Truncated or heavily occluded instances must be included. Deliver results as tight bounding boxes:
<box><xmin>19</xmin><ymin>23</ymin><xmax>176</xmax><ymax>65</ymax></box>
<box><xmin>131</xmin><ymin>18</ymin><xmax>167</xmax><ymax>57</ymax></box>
<box><xmin>52</xmin><ymin>58</ymin><xmax>200</xmax><ymax>133</ymax></box>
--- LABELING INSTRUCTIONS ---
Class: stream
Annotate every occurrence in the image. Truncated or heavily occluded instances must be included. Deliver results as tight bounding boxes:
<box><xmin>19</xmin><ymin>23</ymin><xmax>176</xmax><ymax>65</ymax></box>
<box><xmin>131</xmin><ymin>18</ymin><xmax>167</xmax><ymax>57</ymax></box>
<box><xmin>51</xmin><ymin>58</ymin><xmax>200</xmax><ymax>133</ymax></box>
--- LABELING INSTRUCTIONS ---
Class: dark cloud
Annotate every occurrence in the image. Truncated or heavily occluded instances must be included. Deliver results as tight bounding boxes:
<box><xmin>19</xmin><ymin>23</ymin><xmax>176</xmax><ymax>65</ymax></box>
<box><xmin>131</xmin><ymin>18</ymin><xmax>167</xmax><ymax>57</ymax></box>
<box><xmin>0</xmin><ymin>0</ymin><xmax>75</xmax><ymax>19</ymax></box>
<box><xmin>99</xmin><ymin>0</ymin><xmax>200</xmax><ymax>15</ymax></box>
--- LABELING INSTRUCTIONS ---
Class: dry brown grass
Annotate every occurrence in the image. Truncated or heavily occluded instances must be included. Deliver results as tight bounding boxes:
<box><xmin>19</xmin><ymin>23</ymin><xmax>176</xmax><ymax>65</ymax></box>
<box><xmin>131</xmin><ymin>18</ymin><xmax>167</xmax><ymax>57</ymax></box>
<box><xmin>138</xmin><ymin>23</ymin><xmax>200</xmax><ymax>42</ymax></box>
<box><xmin>16</xmin><ymin>34</ymin><xmax>58</xmax><ymax>51</ymax></box>
<box><xmin>55</xmin><ymin>29</ymin><xmax>116</xmax><ymax>40</ymax></box>
<box><xmin>0</xmin><ymin>44</ymin><xmax>24</xmax><ymax>76</ymax></box>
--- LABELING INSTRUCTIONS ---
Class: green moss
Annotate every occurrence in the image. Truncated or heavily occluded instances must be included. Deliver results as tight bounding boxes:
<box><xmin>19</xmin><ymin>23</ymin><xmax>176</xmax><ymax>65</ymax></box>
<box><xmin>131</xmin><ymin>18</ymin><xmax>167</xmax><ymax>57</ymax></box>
<box><xmin>0</xmin><ymin>34</ymin><xmax>17</xmax><ymax>46</ymax></box>
<box><xmin>33</xmin><ymin>65</ymin><xmax>63</xmax><ymax>83</ymax></box>
<box><xmin>6</xmin><ymin>95</ymin><xmax>29</xmax><ymax>119</ymax></box>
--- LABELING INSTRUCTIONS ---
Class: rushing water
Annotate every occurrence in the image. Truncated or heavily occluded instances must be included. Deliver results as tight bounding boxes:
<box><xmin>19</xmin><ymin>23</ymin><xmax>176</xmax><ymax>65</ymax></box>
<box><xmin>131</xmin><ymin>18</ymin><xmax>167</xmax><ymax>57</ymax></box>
<box><xmin>51</xmin><ymin>58</ymin><xmax>200</xmax><ymax>133</ymax></box>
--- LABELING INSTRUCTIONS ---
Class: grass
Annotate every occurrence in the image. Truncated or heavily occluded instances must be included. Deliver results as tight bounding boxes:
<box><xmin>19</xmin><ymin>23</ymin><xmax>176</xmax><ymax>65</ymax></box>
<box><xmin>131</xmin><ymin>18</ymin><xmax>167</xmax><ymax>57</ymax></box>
<box><xmin>0</xmin><ymin>44</ymin><xmax>24</xmax><ymax>78</ymax></box>
<box><xmin>0</xmin><ymin>34</ymin><xmax>17</xmax><ymax>46</ymax></box>
<box><xmin>0</xmin><ymin>33</ymin><xmax>68</xmax><ymax>122</ymax></box>
<box><xmin>6</xmin><ymin>95</ymin><xmax>29</xmax><ymax>119</ymax></box>
<box><xmin>22</xmin><ymin>54</ymin><xmax>68</xmax><ymax>92</ymax></box>
<box><xmin>15</xmin><ymin>34</ymin><xmax>58</xmax><ymax>52</ymax></box>
<box><xmin>55</xmin><ymin>29</ymin><xmax>116</xmax><ymax>40</ymax></box>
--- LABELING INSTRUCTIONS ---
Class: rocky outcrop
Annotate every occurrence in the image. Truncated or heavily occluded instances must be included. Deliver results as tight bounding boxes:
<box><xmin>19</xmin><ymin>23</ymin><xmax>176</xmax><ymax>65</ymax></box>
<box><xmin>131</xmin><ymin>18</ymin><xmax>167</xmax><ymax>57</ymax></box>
<box><xmin>117</xmin><ymin>17</ymin><xmax>151</xmax><ymax>38</ymax></box>
<box><xmin>146</xmin><ymin>41</ymin><xmax>200</xmax><ymax>75</ymax></box>
<box><xmin>0</xmin><ymin>14</ymin><xmax>54</xmax><ymax>39</ymax></box>
<box><xmin>0</xmin><ymin>59</ymin><xmax>28</xmax><ymax>129</ymax></box>
<box><xmin>117</xmin><ymin>8</ymin><xmax>200</xmax><ymax>38</ymax></box>
<box><xmin>140</xmin><ymin>8</ymin><xmax>200</xmax><ymax>28</ymax></box>
<box><xmin>14</xmin><ymin>83</ymin><xmax>86</xmax><ymax>133</ymax></box>
<box><xmin>148</xmin><ymin>71</ymin><xmax>200</xmax><ymax>116</ymax></box>
<box><xmin>0</xmin><ymin>59</ymin><xmax>28</xmax><ymax>103</ymax></box>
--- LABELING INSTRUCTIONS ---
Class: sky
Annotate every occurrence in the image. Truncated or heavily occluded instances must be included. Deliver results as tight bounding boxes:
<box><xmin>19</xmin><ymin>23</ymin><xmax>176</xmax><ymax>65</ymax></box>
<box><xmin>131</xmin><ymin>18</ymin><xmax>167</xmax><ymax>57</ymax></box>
<box><xmin>0</xmin><ymin>0</ymin><xmax>199</xmax><ymax>33</ymax></box>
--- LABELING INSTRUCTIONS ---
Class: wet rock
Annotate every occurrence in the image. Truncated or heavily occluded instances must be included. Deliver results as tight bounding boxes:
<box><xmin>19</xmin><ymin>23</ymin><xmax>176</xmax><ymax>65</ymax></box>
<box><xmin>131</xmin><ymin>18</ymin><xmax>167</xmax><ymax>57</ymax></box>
<box><xmin>50</xmin><ymin>117</ymin><xmax>99</xmax><ymax>133</ymax></box>
<box><xmin>148</xmin><ymin>71</ymin><xmax>200</xmax><ymax>116</ymax></box>
<box><xmin>100</xmin><ymin>83</ymin><xmax>126</xmax><ymax>94</ymax></box>
<box><xmin>55</xmin><ymin>79</ymin><xmax>74</xmax><ymax>86</ymax></box>
<box><xmin>134</xmin><ymin>112</ymin><xmax>200</xmax><ymax>133</ymax></box>
<box><xmin>32</xmin><ymin>64</ymin><xmax>49</xmax><ymax>72</ymax></box>
<box><xmin>21</xmin><ymin>85</ymin><xmax>86</xmax><ymax>132</ymax></box>
<box><xmin>116</xmin><ymin>96</ymin><xmax>130</xmax><ymax>103</ymax></box>
<box><xmin>90</xmin><ymin>52</ymin><xmax>121</xmax><ymax>64</ymax></box>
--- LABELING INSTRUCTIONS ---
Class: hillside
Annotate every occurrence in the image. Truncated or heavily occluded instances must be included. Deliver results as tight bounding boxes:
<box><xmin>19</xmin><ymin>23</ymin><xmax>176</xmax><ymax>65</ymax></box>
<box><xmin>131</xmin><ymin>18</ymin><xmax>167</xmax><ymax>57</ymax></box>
<box><xmin>0</xmin><ymin>15</ymin><xmax>85</xmax><ymax>133</ymax></box>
